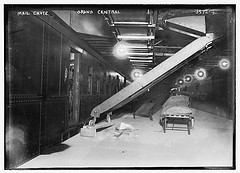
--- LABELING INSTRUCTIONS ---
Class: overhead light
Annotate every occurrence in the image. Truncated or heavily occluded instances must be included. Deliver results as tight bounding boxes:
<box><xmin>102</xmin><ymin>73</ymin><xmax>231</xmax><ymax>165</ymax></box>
<box><xmin>117</xmin><ymin>35</ymin><xmax>155</xmax><ymax>40</ymax></box>
<box><xmin>113</xmin><ymin>41</ymin><xmax>130</xmax><ymax>59</ymax></box>
<box><xmin>198</xmin><ymin>71</ymin><xmax>204</xmax><ymax>77</ymax></box>
<box><xmin>194</xmin><ymin>68</ymin><xmax>207</xmax><ymax>80</ymax></box>
<box><xmin>219</xmin><ymin>58</ymin><xmax>230</xmax><ymax>70</ymax></box>
<box><xmin>177</xmin><ymin>78</ymin><xmax>184</xmax><ymax>85</ymax></box>
<box><xmin>184</xmin><ymin>75</ymin><xmax>193</xmax><ymax>83</ymax></box>
<box><xmin>131</xmin><ymin>69</ymin><xmax>144</xmax><ymax>81</ymax></box>
<box><xmin>133</xmin><ymin>71</ymin><xmax>141</xmax><ymax>78</ymax></box>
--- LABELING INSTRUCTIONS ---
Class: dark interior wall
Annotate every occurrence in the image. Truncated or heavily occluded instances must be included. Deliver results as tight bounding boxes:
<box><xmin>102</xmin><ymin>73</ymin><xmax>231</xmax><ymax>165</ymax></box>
<box><xmin>6</xmin><ymin>11</ymin><xmax>125</xmax><ymax>169</ymax></box>
<box><xmin>6</xmin><ymin>103</ymin><xmax>41</xmax><ymax>170</ymax></box>
<box><xmin>6</xmin><ymin>12</ymin><xmax>70</xmax><ymax>168</ymax></box>
<box><xmin>126</xmin><ymin>54</ymin><xmax>234</xmax><ymax>120</ymax></box>
<box><xmin>42</xmin><ymin>24</ymin><xmax>68</xmax><ymax>150</ymax></box>
<box><xmin>188</xmin><ymin>68</ymin><xmax>234</xmax><ymax>120</ymax></box>
<box><xmin>169</xmin><ymin>58</ymin><xmax>234</xmax><ymax>120</ymax></box>
<box><xmin>6</xmin><ymin>13</ymin><xmax>44</xmax><ymax>169</ymax></box>
<box><xmin>80</xmin><ymin>51</ymin><xmax>125</xmax><ymax>123</ymax></box>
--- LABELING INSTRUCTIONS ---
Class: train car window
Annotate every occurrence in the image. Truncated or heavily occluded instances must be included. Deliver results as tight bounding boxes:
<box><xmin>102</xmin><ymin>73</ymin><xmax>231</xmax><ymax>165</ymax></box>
<box><xmin>88</xmin><ymin>66</ymin><xmax>93</xmax><ymax>95</ymax></box>
<box><xmin>116</xmin><ymin>75</ymin><xmax>120</xmax><ymax>92</ymax></box>
<box><xmin>212</xmin><ymin>76</ymin><xmax>215</xmax><ymax>87</ymax></box>
<box><xmin>112</xmin><ymin>77</ymin><xmax>116</xmax><ymax>94</ymax></box>
<box><xmin>68</xmin><ymin>54</ymin><xmax>75</xmax><ymax>118</ymax></box>
<box><xmin>107</xmin><ymin>75</ymin><xmax>112</xmax><ymax>95</ymax></box>
<box><xmin>103</xmin><ymin>72</ymin><xmax>107</xmax><ymax>95</ymax></box>
<box><xmin>96</xmin><ymin>79</ymin><xmax>100</xmax><ymax>95</ymax></box>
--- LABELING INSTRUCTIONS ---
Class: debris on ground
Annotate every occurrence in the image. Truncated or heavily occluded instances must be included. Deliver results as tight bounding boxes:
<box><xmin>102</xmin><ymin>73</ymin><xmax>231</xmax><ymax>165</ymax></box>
<box><xmin>113</xmin><ymin>130</ymin><xmax>124</xmax><ymax>138</ymax></box>
<box><xmin>118</xmin><ymin>122</ymin><xmax>135</xmax><ymax>131</ymax></box>
<box><xmin>113</xmin><ymin>122</ymin><xmax>135</xmax><ymax>138</ymax></box>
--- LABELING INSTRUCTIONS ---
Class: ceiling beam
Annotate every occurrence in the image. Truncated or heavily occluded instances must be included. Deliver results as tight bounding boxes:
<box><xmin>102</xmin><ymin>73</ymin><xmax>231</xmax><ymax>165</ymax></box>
<box><xmin>114</xmin><ymin>21</ymin><xmax>149</xmax><ymax>25</ymax></box>
<box><xmin>127</xmin><ymin>52</ymin><xmax>154</xmax><ymax>56</ymax></box>
<box><xmin>130</xmin><ymin>59</ymin><xmax>153</xmax><ymax>63</ymax></box>
<box><xmin>117</xmin><ymin>35</ymin><xmax>155</xmax><ymax>40</ymax></box>
<box><xmin>132</xmin><ymin>64</ymin><xmax>151</xmax><ymax>66</ymax></box>
<box><xmin>167</xmin><ymin>26</ymin><xmax>201</xmax><ymax>38</ymax></box>
<box><xmin>128</xmin><ymin>56</ymin><xmax>153</xmax><ymax>60</ymax></box>
<box><xmin>155</xmin><ymin>53</ymin><xmax>174</xmax><ymax>56</ymax></box>
<box><xmin>111</xmin><ymin>22</ymin><xmax>156</xmax><ymax>28</ymax></box>
<box><xmin>154</xmin><ymin>46</ymin><xmax>182</xmax><ymax>49</ymax></box>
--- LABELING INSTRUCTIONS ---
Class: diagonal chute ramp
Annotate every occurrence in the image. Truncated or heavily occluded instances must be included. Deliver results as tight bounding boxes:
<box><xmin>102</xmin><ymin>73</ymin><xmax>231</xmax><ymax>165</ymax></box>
<box><xmin>90</xmin><ymin>34</ymin><xmax>215</xmax><ymax>124</ymax></box>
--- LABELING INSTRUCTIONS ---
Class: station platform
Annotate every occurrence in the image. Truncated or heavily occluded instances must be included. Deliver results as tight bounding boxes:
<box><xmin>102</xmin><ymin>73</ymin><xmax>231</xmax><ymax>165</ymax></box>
<box><xmin>19</xmin><ymin>108</ymin><xmax>233</xmax><ymax>168</ymax></box>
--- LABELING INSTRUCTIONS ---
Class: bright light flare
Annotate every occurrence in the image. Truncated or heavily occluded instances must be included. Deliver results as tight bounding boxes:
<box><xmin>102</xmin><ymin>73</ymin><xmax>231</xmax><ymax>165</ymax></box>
<box><xmin>184</xmin><ymin>75</ymin><xmax>193</xmax><ymax>83</ymax></box>
<box><xmin>194</xmin><ymin>68</ymin><xmax>207</xmax><ymax>80</ymax></box>
<box><xmin>131</xmin><ymin>69</ymin><xmax>144</xmax><ymax>81</ymax></box>
<box><xmin>219</xmin><ymin>58</ymin><xmax>230</xmax><ymax>70</ymax></box>
<box><xmin>133</xmin><ymin>71</ymin><xmax>141</xmax><ymax>78</ymax></box>
<box><xmin>113</xmin><ymin>41</ymin><xmax>130</xmax><ymax>59</ymax></box>
<box><xmin>177</xmin><ymin>78</ymin><xmax>184</xmax><ymax>85</ymax></box>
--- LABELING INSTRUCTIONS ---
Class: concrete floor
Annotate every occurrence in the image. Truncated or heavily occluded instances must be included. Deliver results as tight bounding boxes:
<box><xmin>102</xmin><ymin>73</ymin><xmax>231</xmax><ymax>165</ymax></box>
<box><xmin>19</xmin><ymin>108</ymin><xmax>233</xmax><ymax>168</ymax></box>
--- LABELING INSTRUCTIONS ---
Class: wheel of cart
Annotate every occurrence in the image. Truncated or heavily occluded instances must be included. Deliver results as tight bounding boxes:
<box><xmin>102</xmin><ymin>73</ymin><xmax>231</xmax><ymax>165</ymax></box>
<box><xmin>163</xmin><ymin>117</ymin><xmax>167</xmax><ymax>133</ymax></box>
<box><xmin>133</xmin><ymin>113</ymin><xmax>136</xmax><ymax>119</ymax></box>
<box><xmin>106</xmin><ymin>114</ymin><xmax>111</xmax><ymax>123</ymax></box>
<box><xmin>191</xmin><ymin>117</ymin><xmax>194</xmax><ymax>129</ymax></box>
<box><xmin>149</xmin><ymin>110</ymin><xmax>153</xmax><ymax>121</ymax></box>
<box><xmin>187</xmin><ymin>118</ymin><xmax>191</xmax><ymax>135</ymax></box>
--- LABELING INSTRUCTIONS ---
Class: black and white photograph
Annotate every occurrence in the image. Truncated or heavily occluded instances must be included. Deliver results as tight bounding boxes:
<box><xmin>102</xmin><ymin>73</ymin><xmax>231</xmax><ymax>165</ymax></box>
<box><xmin>3</xmin><ymin>3</ymin><xmax>238</xmax><ymax>172</ymax></box>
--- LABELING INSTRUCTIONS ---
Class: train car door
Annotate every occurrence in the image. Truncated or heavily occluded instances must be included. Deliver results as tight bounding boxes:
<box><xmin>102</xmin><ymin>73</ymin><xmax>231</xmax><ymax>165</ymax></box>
<box><xmin>68</xmin><ymin>51</ymin><xmax>81</xmax><ymax>127</ymax></box>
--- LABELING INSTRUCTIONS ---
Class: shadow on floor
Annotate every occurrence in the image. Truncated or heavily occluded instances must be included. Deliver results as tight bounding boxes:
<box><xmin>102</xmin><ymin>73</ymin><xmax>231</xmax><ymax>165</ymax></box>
<box><xmin>96</xmin><ymin>124</ymin><xmax>115</xmax><ymax>132</ymax></box>
<box><xmin>42</xmin><ymin>144</ymin><xmax>70</xmax><ymax>155</ymax></box>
